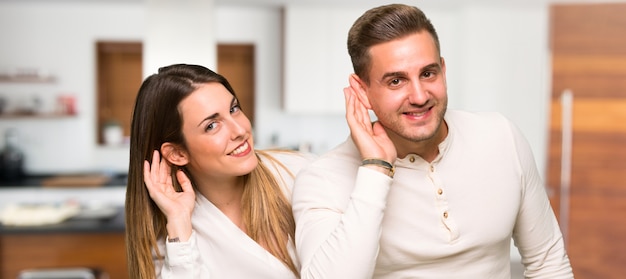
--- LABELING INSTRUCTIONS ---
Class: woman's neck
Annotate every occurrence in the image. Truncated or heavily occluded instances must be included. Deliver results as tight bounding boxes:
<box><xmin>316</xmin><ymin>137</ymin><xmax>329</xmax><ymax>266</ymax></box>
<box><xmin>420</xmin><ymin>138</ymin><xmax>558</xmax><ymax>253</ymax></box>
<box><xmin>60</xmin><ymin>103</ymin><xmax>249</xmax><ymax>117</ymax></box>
<box><xmin>197</xmin><ymin>175</ymin><xmax>246</xmax><ymax>230</ymax></box>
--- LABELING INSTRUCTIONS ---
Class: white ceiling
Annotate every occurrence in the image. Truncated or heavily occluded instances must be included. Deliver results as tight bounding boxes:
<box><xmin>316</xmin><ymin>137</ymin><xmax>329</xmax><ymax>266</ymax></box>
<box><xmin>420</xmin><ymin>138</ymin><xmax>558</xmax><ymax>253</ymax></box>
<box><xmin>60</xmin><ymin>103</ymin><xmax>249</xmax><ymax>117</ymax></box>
<box><xmin>216</xmin><ymin>0</ymin><xmax>625</xmax><ymax>8</ymax></box>
<box><xmin>2</xmin><ymin>0</ymin><xmax>623</xmax><ymax>6</ymax></box>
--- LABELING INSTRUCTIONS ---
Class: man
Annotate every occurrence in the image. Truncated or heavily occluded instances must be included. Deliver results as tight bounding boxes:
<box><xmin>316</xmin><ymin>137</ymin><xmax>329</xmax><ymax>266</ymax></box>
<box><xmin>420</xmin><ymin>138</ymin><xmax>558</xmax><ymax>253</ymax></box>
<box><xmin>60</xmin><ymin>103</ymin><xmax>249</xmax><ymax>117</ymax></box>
<box><xmin>292</xmin><ymin>4</ymin><xmax>573</xmax><ymax>278</ymax></box>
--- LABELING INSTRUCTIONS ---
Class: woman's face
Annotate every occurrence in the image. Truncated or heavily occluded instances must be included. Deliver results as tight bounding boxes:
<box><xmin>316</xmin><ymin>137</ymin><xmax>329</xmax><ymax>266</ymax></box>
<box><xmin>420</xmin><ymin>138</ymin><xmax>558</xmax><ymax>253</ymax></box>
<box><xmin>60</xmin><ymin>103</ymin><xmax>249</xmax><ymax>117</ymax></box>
<box><xmin>177</xmin><ymin>83</ymin><xmax>257</xmax><ymax>180</ymax></box>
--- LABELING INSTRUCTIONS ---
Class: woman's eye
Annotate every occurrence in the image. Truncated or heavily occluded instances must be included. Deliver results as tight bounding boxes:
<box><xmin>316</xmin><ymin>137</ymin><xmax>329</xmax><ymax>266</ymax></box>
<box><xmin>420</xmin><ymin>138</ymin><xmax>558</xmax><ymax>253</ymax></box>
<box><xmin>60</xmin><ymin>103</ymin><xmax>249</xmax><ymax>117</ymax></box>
<box><xmin>231</xmin><ymin>104</ymin><xmax>241</xmax><ymax>113</ymax></box>
<box><xmin>205</xmin><ymin>122</ymin><xmax>216</xmax><ymax>131</ymax></box>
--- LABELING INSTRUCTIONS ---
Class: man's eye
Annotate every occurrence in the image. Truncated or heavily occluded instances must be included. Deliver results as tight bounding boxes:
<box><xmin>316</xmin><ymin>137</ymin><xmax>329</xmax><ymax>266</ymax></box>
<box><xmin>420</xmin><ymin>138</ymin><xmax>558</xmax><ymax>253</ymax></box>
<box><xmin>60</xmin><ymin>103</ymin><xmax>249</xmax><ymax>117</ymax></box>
<box><xmin>389</xmin><ymin>79</ymin><xmax>401</xmax><ymax>86</ymax></box>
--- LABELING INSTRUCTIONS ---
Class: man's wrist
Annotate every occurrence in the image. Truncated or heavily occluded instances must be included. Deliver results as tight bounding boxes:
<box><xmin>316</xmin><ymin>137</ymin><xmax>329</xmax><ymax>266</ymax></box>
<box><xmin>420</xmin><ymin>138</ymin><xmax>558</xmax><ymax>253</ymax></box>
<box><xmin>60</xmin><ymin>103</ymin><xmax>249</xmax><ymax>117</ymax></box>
<box><xmin>362</xmin><ymin>158</ymin><xmax>395</xmax><ymax>178</ymax></box>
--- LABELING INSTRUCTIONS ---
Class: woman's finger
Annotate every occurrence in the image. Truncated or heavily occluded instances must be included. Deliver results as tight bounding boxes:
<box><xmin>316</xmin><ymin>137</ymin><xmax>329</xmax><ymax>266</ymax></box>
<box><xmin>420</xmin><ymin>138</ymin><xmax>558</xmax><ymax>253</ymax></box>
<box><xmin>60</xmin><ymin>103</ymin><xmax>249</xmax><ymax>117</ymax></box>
<box><xmin>150</xmin><ymin>150</ymin><xmax>160</xmax><ymax>184</ymax></box>
<box><xmin>143</xmin><ymin>159</ymin><xmax>152</xmax><ymax>187</ymax></box>
<box><xmin>177</xmin><ymin>170</ymin><xmax>193</xmax><ymax>193</ymax></box>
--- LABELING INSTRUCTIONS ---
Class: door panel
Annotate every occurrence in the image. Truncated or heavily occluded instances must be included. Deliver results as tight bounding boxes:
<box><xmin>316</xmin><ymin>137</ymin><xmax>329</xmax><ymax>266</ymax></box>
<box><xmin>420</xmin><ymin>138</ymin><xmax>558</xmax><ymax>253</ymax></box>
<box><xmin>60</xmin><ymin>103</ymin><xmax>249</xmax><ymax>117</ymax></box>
<box><xmin>217</xmin><ymin>44</ymin><xmax>255</xmax><ymax>127</ymax></box>
<box><xmin>96</xmin><ymin>42</ymin><xmax>142</xmax><ymax>145</ymax></box>
<box><xmin>548</xmin><ymin>3</ymin><xmax>626</xmax><ymax>278</ymax></box>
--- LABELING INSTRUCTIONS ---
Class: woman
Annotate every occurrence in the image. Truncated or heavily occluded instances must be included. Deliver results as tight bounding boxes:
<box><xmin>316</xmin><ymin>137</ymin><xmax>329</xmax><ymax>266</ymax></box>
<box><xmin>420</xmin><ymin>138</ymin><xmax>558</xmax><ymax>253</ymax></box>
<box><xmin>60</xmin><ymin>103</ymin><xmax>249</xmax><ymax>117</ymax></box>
<box><xmin>125</xmin><ymin>64</ymin><xmax>313</xmax><ymax>279</ymax></box>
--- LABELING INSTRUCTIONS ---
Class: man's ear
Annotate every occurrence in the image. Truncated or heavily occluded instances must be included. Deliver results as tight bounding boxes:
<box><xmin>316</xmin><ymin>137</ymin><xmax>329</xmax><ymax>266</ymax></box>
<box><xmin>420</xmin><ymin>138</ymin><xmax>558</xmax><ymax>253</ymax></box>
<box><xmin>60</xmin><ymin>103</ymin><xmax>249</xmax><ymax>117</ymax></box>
<box><xmin>440</xmin><ymin>56</ymin><xmax>447</xmax><ymax>86</ymax></box>
<box><xmin>350</xmin><ymin>74</ymin><xmax>372</xmax><ymax>109</ymax></box>
<box><xmin>160</xmin><ymin>142</ymin><xmax>189</xmax><ymax>166</ymax></box>
<box><xmin>440</xmin><ymin>56</ymin><xmax>446</xmax><ymax>73</ymax></box>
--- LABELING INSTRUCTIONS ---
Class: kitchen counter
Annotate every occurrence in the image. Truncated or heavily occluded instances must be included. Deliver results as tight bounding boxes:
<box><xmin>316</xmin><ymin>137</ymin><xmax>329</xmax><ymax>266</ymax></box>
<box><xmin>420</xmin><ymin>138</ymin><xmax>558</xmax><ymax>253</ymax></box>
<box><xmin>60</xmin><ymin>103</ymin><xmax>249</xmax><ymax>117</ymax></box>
<box><xmin>0</xmin><ymin>174</ymin><xmax>127</xmax><ymax>234</ymax></box>
<box><xmin>0</xmin><ymin>173</ymin><xmax>128</xmax><ymax>188</ymax></box>
<box><xmin>0</xmin><ymin>205</ymin><xmax>124</xmax><ymax>234</ymax></box>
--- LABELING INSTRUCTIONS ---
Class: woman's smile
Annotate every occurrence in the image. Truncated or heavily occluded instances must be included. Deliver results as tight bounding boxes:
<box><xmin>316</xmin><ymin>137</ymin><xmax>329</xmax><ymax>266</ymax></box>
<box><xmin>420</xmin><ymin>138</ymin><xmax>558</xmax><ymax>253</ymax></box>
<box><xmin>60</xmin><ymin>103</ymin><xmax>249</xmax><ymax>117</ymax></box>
<box><xmin>230</xmin><ymin>140</ymin><xmax>252</xmax><ymax>157</ymax></box>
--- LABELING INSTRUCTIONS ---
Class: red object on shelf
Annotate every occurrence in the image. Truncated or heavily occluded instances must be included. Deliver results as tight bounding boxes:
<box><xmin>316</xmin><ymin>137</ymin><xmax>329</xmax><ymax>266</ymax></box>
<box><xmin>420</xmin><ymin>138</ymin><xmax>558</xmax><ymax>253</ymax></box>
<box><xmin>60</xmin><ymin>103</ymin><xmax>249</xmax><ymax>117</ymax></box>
<box><xmin>57</xmin><ymin>95</ymin><xmax>76</xmax><ymax>115</ymax></box>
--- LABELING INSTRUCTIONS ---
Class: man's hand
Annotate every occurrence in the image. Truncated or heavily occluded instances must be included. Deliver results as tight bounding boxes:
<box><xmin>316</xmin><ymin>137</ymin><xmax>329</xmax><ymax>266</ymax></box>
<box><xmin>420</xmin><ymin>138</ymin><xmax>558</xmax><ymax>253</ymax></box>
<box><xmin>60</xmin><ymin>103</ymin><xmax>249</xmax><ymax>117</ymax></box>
<box><xmin>344</xmin><ymin>75</ymin><xmax>397</xmax><ymax>164</ymax></box>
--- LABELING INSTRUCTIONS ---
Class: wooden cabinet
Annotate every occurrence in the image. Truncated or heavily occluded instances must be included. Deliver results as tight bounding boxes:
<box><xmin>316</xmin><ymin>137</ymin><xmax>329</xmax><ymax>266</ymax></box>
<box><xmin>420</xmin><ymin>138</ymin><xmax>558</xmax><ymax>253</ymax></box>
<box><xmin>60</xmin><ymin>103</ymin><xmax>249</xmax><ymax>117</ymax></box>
<box><xmin>0</xmin><ymin>207</ymin><xmax>127</xmax><ymax>279</ymax></box>
<box><xmin>548</xmin><ymin>3</ymin><xmax>626</xmax><ymax>278</ymax></box>
<box><xmin>0</xmin><ymin>232</ymin><xmax>127</xmax><ymax>279</ymax></box>
<box><xmin>282</xmin><ymin>6</ymin><xmax>364</xmax><ymax>114</ymax></box>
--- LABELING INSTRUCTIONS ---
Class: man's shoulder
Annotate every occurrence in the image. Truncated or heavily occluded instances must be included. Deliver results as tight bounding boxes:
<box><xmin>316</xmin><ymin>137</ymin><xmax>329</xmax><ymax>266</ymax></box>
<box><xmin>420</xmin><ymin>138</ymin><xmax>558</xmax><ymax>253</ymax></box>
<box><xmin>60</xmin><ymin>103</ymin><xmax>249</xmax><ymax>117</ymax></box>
<box><xmin>297</xmin><ymin>138</ymin><xmax>361</xmax><ymax>176</ymax></box>
<box><xmin>445</xmin><ymin>109</ymin><xmax>511</xmax><ymax>129</ymax></box>
<box><xmin>446</xmin><ymin>109</ymin><xmax>507</xmax><ymax>121</ymax></box>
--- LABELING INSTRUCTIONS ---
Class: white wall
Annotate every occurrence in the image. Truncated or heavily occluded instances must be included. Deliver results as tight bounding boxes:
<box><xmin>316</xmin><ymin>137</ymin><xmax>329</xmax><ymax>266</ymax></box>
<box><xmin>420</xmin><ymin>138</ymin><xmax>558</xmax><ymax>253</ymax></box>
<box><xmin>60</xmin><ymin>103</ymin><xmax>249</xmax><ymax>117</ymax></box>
<box><xmin>144</xmin><ymin>0</ymin><xmax>217</xmax><ymax>76</ymax></box>
<box><xmin>436</xmin><ymin>4</ymin><xmax>550</xmax><ymax>174</ymax></box>
<box><xmin>0</xmin><ymin>1</ymin><xmax>551</xmax><ymax>177</ymax></box>
<box><xmin>0</xmin><ymin>2</ymin><xmax>143</xmax><ymax>174</ymax></box>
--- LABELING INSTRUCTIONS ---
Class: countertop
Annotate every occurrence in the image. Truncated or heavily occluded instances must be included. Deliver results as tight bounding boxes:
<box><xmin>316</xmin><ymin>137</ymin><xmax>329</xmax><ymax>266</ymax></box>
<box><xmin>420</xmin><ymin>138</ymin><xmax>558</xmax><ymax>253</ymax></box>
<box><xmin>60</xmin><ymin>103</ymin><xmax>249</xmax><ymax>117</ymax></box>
<box><xmin>0</xmin><ymin>206</ymin><xmax>125</xmax><ymax>234</ymax></box>
<box><xmin>0</xmin><ymin>173</ymin><xmax>128</xmax><ymax>188</ymax></box>
<box><xmin>0</xmin><ymin>174</ymin><xmax>127</xmax><ymax>234</ymax></box>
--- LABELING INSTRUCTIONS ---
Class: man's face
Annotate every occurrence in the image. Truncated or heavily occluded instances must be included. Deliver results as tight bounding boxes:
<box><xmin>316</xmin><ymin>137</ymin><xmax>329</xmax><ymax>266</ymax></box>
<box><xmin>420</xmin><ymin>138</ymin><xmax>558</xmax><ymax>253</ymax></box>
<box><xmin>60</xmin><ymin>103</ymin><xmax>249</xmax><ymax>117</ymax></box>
<box><xmin>364</xmin><ymin>31</ymin><xmax>448</xmax><ymax>150</ymax></box>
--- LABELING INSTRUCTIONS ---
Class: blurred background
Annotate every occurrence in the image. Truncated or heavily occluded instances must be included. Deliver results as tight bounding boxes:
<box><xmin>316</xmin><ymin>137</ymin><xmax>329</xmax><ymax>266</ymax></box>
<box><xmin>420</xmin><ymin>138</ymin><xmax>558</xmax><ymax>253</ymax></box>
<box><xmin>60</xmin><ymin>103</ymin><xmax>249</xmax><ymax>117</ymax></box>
<box><xmin>0</xmin><ymin>0</ymin><xmax>624</xmax><ymax>278</ymax></box>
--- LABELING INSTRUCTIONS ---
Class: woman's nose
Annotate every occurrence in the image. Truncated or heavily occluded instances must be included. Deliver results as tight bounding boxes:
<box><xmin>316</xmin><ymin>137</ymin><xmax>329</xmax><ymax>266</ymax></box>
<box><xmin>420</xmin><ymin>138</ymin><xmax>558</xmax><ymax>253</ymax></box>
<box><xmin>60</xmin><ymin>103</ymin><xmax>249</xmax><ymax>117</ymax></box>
<box><xmin>228</xmin><ymin>117</ymin><xmax>247</xmax><ymax>139</ymax></box>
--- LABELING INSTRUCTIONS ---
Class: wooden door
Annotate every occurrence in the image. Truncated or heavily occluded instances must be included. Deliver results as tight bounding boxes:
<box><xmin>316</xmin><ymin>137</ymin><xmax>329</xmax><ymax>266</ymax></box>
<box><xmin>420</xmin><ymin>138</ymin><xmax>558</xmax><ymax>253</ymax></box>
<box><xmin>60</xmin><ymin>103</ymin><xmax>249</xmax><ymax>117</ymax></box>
<box><xmin>217</xmin><ymin>44</ymin><xmax>255</xmax><ymax>127</ymax></box>
<box><xmin>96</xmin><ymin>42</ymin><xmax>143</xmax><ymax>145</ymax></box>
<box><xmin>548</xmin><ymin>4</ymin><xmax>626</xmax><ymax>278</ymax></box>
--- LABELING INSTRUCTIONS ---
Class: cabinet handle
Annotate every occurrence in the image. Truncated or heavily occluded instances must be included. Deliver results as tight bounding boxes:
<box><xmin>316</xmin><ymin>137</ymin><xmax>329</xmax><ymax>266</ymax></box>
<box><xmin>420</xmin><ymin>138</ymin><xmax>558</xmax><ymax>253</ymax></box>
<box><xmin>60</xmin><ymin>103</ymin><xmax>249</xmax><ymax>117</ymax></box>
<box><xmin>559</xmin><ymin>89</ymin><xmax>573</xmax><ymax>247</ymax></box>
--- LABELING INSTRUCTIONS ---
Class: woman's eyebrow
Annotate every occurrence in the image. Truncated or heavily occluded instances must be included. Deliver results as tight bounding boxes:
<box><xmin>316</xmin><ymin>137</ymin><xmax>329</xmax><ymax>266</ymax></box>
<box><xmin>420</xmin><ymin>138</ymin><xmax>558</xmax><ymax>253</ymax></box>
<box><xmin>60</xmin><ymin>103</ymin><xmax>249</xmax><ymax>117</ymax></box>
<box><xmin>198</xmin><ymin>112</ymin><xmax>220</xmax><ymax>127</ymax></box>
<box><xmin>196</xmin><ymin>96</ymin><xmax>237</xmax><ymax>127</ymax></box>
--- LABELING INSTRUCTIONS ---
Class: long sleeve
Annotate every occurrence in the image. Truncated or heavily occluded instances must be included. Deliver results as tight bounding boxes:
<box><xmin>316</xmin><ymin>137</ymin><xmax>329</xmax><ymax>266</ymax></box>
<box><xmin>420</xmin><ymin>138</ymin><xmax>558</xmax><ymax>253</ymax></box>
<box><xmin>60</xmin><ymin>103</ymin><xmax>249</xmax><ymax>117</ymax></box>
<box><xmin>293</xmin><ymin>153</ymin><xmax>393</xmax><ymax>279</ymax></box>
<box><xmin>156</xmin><ymin>232</ymin><xmax>207</xmax><ymax>279</ymax></box>
<box><xmin>508</xmin><ymin>120</ymin><xmax>574</xmax><ymax>278</ymax></box>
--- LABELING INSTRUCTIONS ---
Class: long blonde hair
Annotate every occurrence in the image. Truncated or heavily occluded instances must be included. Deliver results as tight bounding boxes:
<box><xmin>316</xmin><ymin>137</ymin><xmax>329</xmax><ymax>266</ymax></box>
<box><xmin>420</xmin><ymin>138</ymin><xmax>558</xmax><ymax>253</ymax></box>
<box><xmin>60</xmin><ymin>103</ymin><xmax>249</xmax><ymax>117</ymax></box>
<box><xmin>243</xmin><ymin>150</ymin><xmax>298</xmax><ymax>275</ymax></box>
<box><xmin>125</xmin><ymin>64</ymin><xmax>298</xmax><ymax>278</ymax></box>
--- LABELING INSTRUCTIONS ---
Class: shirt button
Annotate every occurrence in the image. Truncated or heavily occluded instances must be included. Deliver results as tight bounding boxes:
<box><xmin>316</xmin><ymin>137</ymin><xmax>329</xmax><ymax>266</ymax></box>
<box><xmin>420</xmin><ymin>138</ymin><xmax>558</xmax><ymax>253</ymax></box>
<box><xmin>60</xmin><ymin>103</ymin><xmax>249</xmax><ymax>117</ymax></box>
<box><xmin>430</xmin><ymin>165</ymin><xmax>434</xmax><ymax>172</ymax></box>
<box><xmin>437</xmin><ymin>188</ymin><xmax>443</xmax><ymax>195</ymax></box>
<box><xmin>409</xmin><ymin>156</ymin><xmax>416</xmax><ymax>163</ymax></box>
<box><xmin>443</xmin><ymin>211</ymin><xmax>449</xmax><ymax>218</ymax></box>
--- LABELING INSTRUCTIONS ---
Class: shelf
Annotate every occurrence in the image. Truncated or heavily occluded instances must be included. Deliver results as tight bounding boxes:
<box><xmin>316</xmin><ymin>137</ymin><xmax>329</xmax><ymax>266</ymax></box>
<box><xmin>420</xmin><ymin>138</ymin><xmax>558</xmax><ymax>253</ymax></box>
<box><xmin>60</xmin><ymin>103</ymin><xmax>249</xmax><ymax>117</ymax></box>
<box><xmin>0</xmin><ymin>75</ymin><xmax>56</xmax><ymax>83</ymax></box>
<box><xmin>0</xmin><ymin>112</ymin><xmax>75</xmax><ymax>119</ymax></box>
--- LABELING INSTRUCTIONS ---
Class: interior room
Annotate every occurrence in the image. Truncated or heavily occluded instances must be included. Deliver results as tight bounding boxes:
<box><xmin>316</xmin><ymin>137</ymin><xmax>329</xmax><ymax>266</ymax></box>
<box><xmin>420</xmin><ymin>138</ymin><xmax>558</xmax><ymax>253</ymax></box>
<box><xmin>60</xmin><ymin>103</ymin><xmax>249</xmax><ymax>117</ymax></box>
<box><xmin>0</xmin><ymin>0</ymin><xmax>624</xmax><ymax>278</ymax></box>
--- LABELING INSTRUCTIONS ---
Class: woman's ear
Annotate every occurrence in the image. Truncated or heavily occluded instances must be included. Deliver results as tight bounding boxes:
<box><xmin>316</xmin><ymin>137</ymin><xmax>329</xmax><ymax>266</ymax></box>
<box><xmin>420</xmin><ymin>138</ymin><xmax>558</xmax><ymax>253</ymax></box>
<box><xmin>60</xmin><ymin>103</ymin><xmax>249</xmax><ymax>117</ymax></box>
<box><xmin>350</xmin><ymin>74</ymin><xmax>372</xmax><ymax>109</ymax></box>
<box><xmin>160</xmin><ymin>143</ymin><xmax>189</xmax><ymax>166</ymax></box>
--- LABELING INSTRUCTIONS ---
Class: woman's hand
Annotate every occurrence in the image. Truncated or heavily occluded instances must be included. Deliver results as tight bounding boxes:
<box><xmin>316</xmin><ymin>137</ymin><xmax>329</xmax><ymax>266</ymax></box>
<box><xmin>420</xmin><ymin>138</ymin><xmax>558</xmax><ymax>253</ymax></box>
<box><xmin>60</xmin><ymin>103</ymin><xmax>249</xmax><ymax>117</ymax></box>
<box><xmin>344</xmin><ymin>75</ymin><xmax>397</xmax><ymax>164</ymax></box>
<box><xmin>144</xmin><ymin>150</ymin><xmax>195</xmax><ymax>241</ymax></box>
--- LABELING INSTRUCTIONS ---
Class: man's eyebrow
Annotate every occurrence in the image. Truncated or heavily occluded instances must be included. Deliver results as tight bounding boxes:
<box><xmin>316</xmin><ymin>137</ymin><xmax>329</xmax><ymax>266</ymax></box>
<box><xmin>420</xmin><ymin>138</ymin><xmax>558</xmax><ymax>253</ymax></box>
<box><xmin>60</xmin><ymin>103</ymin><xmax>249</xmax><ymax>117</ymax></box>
<box><xmin>378</xmin><ymin>63</ymin><xmax>441</xmax><ymax>83</ymax></box>
<box><xmin>379</xmin><ymin>71</ymin><xmax>407</xmax><ymax>83</ymax></box>
<box><xmin>423</xmin><ymin>63</ymin><xmax>441</xmax><ymax>72</ymax></box>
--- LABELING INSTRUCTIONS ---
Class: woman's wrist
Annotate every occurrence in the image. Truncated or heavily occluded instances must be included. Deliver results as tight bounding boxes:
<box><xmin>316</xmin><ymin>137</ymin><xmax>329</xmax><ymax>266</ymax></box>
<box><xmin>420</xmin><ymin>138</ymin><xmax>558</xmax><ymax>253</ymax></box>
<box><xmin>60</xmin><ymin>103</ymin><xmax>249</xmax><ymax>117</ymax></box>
<box><xmin>165</xmin><ymin>215</ymin><xmax>193</xmax><ymax>242</ymax></box>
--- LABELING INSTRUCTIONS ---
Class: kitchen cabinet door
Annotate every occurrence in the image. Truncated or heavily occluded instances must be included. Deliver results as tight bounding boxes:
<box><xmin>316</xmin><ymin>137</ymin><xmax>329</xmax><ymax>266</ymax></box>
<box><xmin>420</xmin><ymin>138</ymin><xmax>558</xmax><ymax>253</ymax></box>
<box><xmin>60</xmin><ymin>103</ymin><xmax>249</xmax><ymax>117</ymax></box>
<box><xmin>548</xmin><ymin>3</ymin><xmax>626</xmax><ymax>278</ymax></box>
<box><xmin>0</xmin><ymin>232</ymin><xmax>128</xmax><ymax>279</ymax></box>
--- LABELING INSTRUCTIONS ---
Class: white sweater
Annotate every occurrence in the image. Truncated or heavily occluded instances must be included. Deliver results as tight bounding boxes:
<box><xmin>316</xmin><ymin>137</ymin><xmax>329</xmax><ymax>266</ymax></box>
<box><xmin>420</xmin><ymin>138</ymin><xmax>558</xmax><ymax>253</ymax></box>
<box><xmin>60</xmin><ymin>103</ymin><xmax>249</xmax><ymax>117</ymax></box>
<box><xmin>292</xmin><ymin>110</ymin><xmax>573</xmax><ymax>279</ymax></box>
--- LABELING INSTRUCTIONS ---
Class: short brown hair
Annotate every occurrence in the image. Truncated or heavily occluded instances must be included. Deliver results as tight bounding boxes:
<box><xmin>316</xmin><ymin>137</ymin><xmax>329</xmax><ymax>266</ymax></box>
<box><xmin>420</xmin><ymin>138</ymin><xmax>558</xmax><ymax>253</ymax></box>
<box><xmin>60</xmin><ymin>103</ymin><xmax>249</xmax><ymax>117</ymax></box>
<box><xmin>347</xmin><ymin>4</ymin><xmax>440</xmax><ymax>84</ymax></box>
